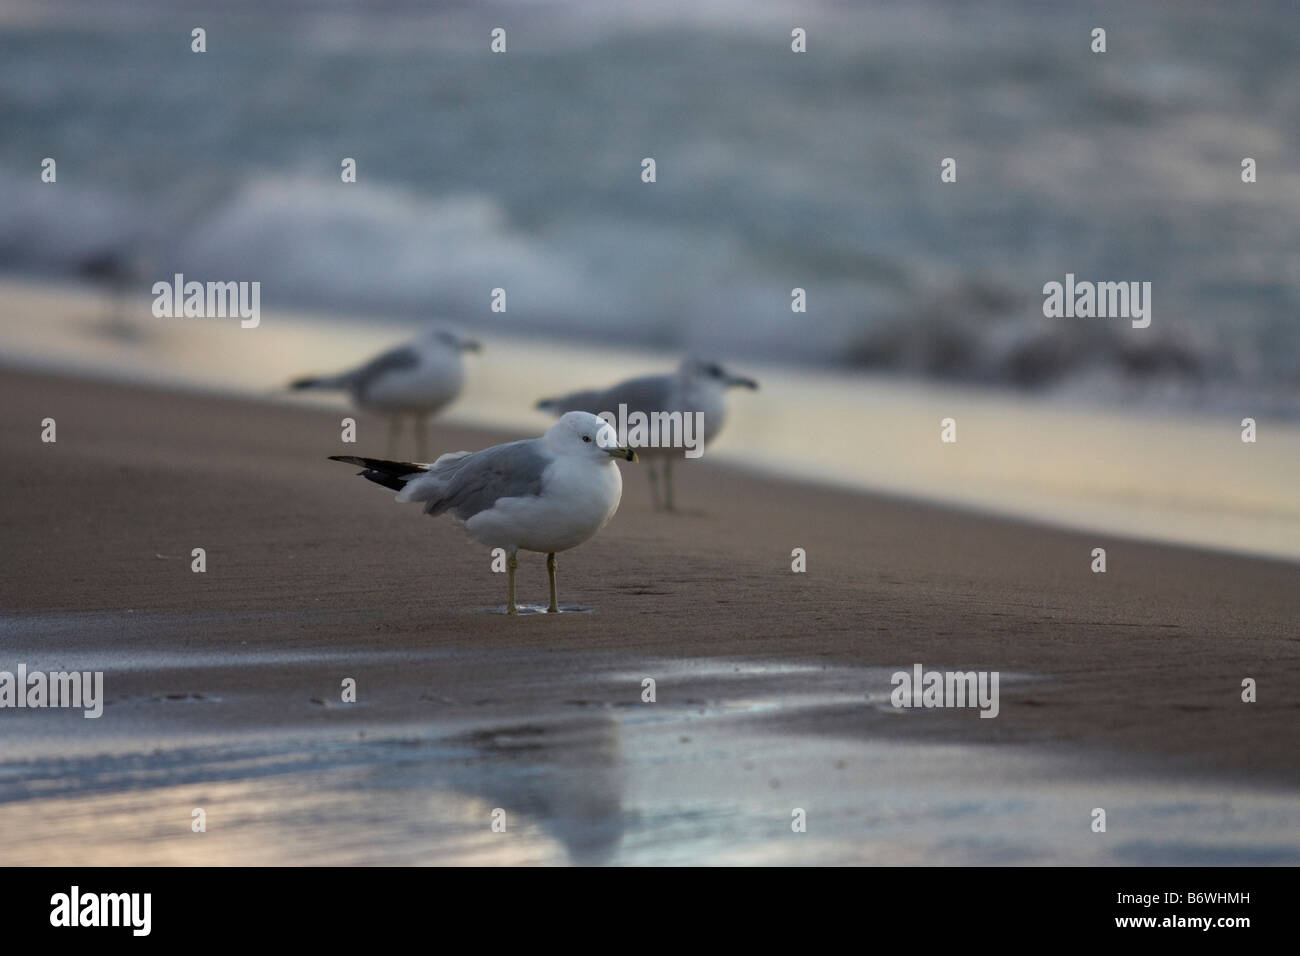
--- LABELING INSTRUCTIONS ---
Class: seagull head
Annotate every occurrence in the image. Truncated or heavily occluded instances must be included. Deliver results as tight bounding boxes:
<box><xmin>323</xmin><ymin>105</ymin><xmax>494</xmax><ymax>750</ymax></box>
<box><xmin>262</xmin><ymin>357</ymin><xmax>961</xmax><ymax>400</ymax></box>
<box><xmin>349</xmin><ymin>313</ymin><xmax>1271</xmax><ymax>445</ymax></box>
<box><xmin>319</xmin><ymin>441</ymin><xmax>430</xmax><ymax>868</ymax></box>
<box><xmin>680</xmin><ymin>357</ymin><xmax>758</xmax><ymax>390</ymax></box>
<box><xmin>547</xmin><ymin>411</ymin><xmax>637</xmax><ymax>462</ymax></box>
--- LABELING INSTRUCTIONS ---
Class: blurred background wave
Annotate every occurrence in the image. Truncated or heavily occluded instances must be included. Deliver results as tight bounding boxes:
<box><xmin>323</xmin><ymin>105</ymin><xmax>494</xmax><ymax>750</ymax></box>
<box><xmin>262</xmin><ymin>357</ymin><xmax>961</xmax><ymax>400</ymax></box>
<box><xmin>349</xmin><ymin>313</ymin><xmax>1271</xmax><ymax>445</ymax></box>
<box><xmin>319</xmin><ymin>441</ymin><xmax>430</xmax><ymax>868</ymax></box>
<box><xmin>1</xmin><ymin>0</ymin><xmax>1298</xmax><ymax>411</ymax></box>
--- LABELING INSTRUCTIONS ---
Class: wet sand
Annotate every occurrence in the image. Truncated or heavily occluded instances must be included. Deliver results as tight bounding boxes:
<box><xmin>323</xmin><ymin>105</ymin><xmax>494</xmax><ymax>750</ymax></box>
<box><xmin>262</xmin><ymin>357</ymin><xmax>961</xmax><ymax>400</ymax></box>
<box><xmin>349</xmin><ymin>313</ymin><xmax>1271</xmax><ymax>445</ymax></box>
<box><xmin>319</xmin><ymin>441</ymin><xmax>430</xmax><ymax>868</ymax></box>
<box><xmin>1</xmin><ymin>368</ymin><xmax>1298</xmax><ymax>864</ymax></box>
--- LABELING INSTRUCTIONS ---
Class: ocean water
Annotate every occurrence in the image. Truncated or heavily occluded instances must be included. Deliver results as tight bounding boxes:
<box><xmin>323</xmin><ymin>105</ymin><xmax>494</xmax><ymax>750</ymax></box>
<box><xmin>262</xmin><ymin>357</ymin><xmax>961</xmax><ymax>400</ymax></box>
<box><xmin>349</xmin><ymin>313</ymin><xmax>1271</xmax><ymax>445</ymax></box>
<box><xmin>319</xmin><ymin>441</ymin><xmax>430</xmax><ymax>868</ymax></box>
<box><xmin>1</xmin><ymin>0</ymin><xmax>1298</xmax><ymax>410</ymax></box>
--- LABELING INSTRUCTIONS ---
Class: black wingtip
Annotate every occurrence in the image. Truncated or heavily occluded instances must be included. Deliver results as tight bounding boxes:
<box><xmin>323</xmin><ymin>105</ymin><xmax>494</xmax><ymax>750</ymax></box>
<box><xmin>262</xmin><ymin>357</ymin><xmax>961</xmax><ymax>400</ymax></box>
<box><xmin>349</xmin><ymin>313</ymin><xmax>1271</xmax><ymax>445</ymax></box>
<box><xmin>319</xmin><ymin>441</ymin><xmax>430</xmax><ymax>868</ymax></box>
<box><xmin>328</xmin><ymin>454</ymin><xmax>427</xmax><ymax>476</ymax></box>
<box><xmin>327</xmin><ymin>454</ymin><xmax>426</xmax><ymax>492</ymax></box>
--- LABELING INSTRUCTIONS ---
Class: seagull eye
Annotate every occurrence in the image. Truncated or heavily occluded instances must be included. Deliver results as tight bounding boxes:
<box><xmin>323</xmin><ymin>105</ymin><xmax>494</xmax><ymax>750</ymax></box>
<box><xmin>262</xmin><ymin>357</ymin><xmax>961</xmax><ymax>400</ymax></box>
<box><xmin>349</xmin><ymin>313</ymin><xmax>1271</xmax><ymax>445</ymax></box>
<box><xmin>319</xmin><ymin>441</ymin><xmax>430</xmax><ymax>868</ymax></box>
<box><xmin>582</xmin><ymin>435</ymin><xmax>592</xmax><ymax>443</ymax></box>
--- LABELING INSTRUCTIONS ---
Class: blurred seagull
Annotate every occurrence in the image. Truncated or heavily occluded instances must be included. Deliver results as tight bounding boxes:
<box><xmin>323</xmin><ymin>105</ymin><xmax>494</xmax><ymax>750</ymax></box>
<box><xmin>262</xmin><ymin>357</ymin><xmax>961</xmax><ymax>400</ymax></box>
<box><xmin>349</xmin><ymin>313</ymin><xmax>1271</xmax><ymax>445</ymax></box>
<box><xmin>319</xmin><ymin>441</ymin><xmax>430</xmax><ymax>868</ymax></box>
<box><xmin>292</xmin><ymin>327</ymin><xmax>480</xmax><ymax>459</ymax></box>
<box><xmin>330</xmin><ymin>411</ymin><xmax>637</xmax><ymax>615</ymax></box>
<box><xmin>79</xmin><ymin>248</ymin><xmax>153</xmax><ymax>342</ymax></box>
<box><xmin>536</xmin><ymin>358</ymin><xmax>757</xmax><ymax>511</ymax></box>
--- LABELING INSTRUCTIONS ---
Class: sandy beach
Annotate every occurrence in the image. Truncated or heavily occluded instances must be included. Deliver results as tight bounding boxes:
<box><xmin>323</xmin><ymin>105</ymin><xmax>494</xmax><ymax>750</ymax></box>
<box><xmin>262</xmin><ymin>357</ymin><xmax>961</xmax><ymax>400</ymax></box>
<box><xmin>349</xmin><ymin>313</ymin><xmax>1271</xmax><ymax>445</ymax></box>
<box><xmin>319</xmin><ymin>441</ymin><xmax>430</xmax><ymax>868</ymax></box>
<box><xmin>6</xmin><ymin>0</ymin><xmax>1300</xmax><ymax>882</ymax></box>
<box><xmin>2</xmin><ymin>365</ymin><xmax>1297</xmax><ymax>865</ymax></box>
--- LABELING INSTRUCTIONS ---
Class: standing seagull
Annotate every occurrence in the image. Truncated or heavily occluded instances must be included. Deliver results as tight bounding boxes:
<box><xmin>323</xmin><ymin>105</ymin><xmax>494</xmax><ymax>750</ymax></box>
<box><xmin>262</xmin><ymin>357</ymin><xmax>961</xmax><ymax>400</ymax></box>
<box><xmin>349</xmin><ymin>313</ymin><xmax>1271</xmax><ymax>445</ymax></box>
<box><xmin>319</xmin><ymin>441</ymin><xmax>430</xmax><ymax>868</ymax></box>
<box><xmin>291</xmin><ymin>327</ymin><xmax>480</xmax><ymax>460</ymax></box>
<box><xmin>536</xmin><ymin>358</ymin><xmax>757</xmax><ymax>511</ymax></box>
<box><xmin>330</xmin><ymin>411</ymin><xmax>637</xmax><ymax>615</ymax></box>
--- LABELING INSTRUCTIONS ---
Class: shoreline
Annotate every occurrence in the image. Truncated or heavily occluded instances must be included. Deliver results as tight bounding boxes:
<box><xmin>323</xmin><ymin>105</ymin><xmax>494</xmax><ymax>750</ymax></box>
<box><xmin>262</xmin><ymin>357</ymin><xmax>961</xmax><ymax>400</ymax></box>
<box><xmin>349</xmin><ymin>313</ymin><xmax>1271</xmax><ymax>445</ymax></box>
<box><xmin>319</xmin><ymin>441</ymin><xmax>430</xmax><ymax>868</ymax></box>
<box><xmin>2</xmin><ymin>276</ymin><xmax>1299</xmax><ymax>562</ymax></box>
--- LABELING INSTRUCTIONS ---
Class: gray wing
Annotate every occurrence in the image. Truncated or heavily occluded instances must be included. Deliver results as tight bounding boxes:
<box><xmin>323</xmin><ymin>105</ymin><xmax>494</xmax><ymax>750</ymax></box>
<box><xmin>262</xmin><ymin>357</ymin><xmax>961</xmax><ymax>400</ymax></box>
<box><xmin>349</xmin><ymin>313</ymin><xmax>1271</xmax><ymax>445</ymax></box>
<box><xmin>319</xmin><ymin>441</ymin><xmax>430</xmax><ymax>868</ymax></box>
<box><xmin>539</xmin><ymin>374</ymin><xmax>676</xmax><ymax>416</ymax></box>
<box><xmin>345</xmin><ymin>345</ymin><xmax>421</xmax><ymax>400</ymax></box>
<box><xmin>418</xmin><ymin>439</ymin><xmax>550</xmax><ymax>520</ymax></box>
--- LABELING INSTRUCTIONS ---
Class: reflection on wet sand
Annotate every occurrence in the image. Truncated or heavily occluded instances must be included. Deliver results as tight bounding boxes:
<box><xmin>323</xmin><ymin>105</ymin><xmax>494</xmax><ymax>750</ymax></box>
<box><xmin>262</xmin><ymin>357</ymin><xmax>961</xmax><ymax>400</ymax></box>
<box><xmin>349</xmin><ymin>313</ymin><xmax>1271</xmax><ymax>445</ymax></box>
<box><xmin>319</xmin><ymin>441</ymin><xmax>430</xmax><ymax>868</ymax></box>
<box><xmin>2</xmin><ymin>658</ymin><xmax>1298</xmax><ymax>866</ymax></box>
<box><xmin>442</xmin><ymin>718</ymin><xmax>626</xmax><ymax>865</ymax></box>
<box><xmin>0</xmin><ymin>715</ymin><xmax>628</xmax><ymax>866</ymax></box>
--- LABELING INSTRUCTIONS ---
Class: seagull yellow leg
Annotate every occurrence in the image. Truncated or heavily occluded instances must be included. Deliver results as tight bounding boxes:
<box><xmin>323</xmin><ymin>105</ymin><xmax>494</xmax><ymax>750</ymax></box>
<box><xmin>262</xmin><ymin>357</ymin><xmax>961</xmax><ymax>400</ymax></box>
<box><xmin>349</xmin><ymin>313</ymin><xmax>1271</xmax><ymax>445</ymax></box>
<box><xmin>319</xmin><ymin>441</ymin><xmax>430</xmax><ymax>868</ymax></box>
<box><xmin>546</xmin><ymin>552</ymin><xmax>559</xmax><ymax>613</ymax></box>
<box><xmin>507</xmin><ymin>553</ymin><xmax>518</xmax><ymax>615</ymax></box>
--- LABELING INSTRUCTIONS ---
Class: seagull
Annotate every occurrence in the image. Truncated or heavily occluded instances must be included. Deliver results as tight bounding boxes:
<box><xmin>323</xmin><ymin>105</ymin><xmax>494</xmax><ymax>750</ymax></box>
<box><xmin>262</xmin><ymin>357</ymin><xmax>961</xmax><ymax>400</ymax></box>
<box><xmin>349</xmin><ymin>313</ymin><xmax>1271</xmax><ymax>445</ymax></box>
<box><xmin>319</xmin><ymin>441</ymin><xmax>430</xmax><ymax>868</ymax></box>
<box><xmin>330</xmin><ymin>411</ymin><xmax>637</xmax><ymax>615</ymax></box>
<box><xmin>292</xmin><ymin>327</ymin><xmax>480</xmax><ymax>459</ymax></box>
<box><xmin>536</xmin><ymin>358</ymin><xmax>757</xmax><ymax>511</ymax></box>
<box><xmin>79</xmin><ymin>248</ymin><xmax>153</xmax><ymax>341</ymax></box>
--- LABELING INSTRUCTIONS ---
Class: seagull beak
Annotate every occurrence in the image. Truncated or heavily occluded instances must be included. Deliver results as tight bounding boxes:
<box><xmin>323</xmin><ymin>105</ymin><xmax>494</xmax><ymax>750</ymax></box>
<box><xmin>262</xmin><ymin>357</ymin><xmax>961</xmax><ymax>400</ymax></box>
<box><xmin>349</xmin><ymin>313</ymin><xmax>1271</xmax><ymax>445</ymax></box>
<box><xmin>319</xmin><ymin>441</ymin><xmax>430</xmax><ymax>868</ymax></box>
<box><xmin>605</xmin><ymin>446</ymin><xmax>638</xmax><ymax>462</ymax></box>
<box><xmin>727</xmin><ymin>375</ymin><xmax>758</xmax><ymax>390</ymax></box>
